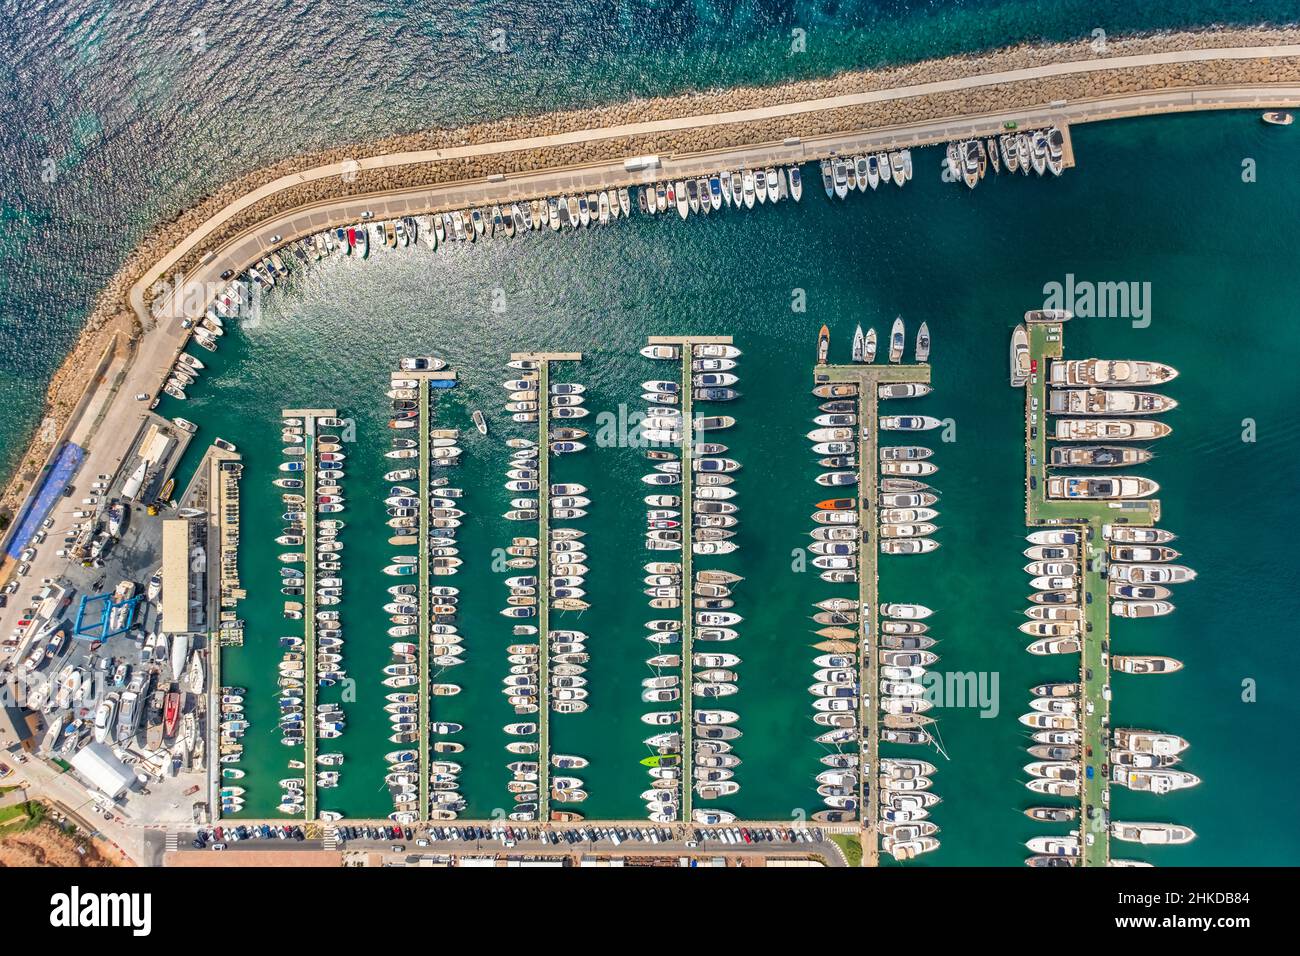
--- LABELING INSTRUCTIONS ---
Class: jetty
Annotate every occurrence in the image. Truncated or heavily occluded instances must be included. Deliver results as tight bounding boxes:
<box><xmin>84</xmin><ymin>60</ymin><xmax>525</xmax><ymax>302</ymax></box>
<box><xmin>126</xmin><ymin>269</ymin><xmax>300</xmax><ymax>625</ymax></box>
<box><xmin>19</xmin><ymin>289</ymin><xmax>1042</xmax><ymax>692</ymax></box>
<box><xmin>281</xmin><ymin>408</ymin><xmax>338</xmax><ymax>821</ymax></box>
<box><xmin>394</xmin><ymin>371</ymin><xmax>457</xmax><ymax>822</ymax></box>
<box><xmin>1019</xmin><ymin>322</ymin><xmax>1160</xmax><ymax>867</ymax></box>
<box><xmin>511</xmin><ymin>351</ymin><xmax>582</xmax><ymax>822</ymax></box>
<box><xmin>646</xmin><ymin>335</ymin><xmax>734</xmax><ymax>822</ymax></box>
<box><xmin>200</xmin><ymin>444</ymin><xmax>242</xmax><ymax>816</ymax></box>
<box><xmin>813</xmin><ymin>360</ymin><xmax>932</xmax><ymax>867</ymax></box>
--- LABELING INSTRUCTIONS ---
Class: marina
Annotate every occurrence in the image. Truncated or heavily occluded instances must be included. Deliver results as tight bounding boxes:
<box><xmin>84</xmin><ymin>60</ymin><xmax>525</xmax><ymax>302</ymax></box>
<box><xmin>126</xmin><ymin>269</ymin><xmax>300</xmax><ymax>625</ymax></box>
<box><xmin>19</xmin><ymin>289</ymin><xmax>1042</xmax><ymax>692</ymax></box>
<box><xmin>4</xmin><ymin>104</ymin><xmax>1296</xmax><ymax>868</ymax></box>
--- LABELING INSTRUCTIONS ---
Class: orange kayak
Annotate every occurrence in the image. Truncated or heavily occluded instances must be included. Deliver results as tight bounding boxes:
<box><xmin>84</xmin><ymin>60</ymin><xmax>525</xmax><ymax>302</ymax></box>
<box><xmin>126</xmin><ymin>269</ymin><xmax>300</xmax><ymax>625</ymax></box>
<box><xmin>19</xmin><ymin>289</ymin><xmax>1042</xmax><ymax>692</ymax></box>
<box><xmin>815</xmin><ymin>498</ymin><xmax>855</xmax><ymax>511</ymax></box>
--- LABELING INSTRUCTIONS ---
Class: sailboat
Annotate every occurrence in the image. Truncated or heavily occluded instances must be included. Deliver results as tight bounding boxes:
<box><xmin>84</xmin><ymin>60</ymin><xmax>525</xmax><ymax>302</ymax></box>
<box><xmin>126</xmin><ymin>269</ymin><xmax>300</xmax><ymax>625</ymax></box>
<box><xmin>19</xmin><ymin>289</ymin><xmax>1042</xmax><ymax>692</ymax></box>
<box><xmin>851</xmin><ymin>324</ymin><xmax>866</xmax><ymax>363</ymax></box>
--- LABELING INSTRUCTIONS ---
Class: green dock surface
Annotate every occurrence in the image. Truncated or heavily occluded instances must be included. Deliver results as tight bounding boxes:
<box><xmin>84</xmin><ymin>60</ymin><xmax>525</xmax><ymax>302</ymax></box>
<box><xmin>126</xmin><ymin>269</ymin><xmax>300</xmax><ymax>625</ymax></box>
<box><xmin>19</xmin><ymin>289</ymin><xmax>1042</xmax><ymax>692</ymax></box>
<box><xmin>1021</xmin><ymin>321</ymin><xmax>1159</xmax><ymax>867</ymax></box>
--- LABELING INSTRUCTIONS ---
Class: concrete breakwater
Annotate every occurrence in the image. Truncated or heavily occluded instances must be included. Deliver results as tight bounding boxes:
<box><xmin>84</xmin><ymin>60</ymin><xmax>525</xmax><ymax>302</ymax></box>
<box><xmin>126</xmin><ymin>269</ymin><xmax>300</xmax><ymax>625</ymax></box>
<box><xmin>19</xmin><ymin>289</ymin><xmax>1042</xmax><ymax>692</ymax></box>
<box><xmin>4</xmin><ymin>26</ymin><xmax>1300</xmax><ymax>519</ymax></box>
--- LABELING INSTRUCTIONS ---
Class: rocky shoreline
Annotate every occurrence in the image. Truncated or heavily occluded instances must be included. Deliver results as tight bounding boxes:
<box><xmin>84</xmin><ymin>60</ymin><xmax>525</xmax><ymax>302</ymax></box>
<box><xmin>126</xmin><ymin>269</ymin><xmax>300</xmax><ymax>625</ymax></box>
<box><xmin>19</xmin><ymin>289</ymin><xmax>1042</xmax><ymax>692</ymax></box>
<box><xmin>3</xmin><ymin>25</ymin><xmax>1299</xmax><ymax>517</ymax></box>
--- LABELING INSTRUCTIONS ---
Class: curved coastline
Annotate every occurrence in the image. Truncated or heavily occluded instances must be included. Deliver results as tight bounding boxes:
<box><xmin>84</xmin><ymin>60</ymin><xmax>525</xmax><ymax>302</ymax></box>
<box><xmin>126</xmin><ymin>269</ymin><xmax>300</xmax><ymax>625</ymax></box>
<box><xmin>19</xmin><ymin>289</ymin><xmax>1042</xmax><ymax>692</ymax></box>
<box><xmin>3</xmin><ymin>25</ymin><xmax>1300</xmax><ymax>524</ymax></box>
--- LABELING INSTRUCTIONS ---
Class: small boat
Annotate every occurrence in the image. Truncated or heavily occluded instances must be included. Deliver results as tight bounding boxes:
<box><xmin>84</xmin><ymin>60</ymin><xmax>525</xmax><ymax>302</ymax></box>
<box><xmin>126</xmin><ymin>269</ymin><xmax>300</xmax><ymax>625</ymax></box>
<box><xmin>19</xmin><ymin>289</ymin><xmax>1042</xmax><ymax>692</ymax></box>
<box><xmin>915</xmin><ymin>322</ymin><xmax>930</xmax><ymax>363</ymax></box>
<box><xmin>851</xmin><ymin>324</ymin><xmax>866</xmax><ymax>363</ymax></box>
<box><xmin>888</xmin><ymin>317</ymin><xmax>904</xmax><ymax>363</ymax></box>
<box><xmin>816</xmin><ymin>325</ymin><xmax>830</xmax><ymax>365</ymax></box>
<box><xmin>1262</xmin><ymin>111</ymin><xmax>1294</xmax><ymax>126</ymax></box>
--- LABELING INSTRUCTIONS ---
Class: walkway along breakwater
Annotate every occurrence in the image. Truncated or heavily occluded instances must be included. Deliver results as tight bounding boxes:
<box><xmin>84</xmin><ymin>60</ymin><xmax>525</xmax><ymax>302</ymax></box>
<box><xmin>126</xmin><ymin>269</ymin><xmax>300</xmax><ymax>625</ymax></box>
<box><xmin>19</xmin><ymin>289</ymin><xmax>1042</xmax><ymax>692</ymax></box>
<box><xmin>6</xmin><ymin>26</ymin><xmax>1300</xmax><ymax>531</ymax></box>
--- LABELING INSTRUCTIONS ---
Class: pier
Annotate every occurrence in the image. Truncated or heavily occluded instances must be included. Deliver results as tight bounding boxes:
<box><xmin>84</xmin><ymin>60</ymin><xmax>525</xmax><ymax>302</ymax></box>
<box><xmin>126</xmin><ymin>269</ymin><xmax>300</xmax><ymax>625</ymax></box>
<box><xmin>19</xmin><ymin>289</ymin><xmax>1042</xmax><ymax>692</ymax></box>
<box><xmin>814</xmin><ymin>361</ymin><xmax>932</xmax><ymax>867</ymax></box>
<box><xmin>511</xmin><ymin>351</ymin><xmax>582</xmax><ymax>822</ymax></box>
<box><xmin>282</xmin><ymin>408</ymin><xmax>337</xmax><ymax>821</ymax></box>
<box><xmin>1019</xmin><ymin>323</ymin><xmax>1159</xmax><ymax>867</ymax></box>
<box><xmin>200</xmin><ymin>445</ymin><xmax>242</xmax><ymax>818</ymax></box>
<box><xmin>397</xmin><ymin>371</ymin><xmax>457</xmax><ymax>822</ymax></box>
<box><xmin>646</xmin><ymin>335</ymin><xmax>734</xmax><ymax>823</ymax></box>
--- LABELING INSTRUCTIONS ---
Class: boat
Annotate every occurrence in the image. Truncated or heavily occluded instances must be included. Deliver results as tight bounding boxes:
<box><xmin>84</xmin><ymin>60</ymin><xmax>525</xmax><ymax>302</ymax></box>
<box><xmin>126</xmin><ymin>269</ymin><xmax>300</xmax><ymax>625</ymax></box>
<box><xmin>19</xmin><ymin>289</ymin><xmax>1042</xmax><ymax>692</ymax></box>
<box><xmin>1111</xmin><ymin>822</ymin><xmax>1196</xmax><ymax>845</ymax></box>
<box><xmin>888</xmin><ymin>317</ymin><xmax>904</xmax><ymax>363</ymax></box>
<box><xmin>1050</xmin><ymin>446</ymin><xmax>1151</xmax><ymax>468</ymax></box>
<box><xmin>472</xmin><ymin>410</ymin><xmax>488</xmax><ymax>435</ymax></box>
<box><xmin>1048</xmin><ymin>389</ymin><xmax>1178</xmax><ymax>416</ymax></box>
<box><xmin>1009</xmin><ymin>325</ymin><xmax>1031</xmax><ymax>387</ymax></box>
<box><xmin>1046</xmin><ymin>476</ymin><xmax>1159</xmax><ymax>500</ymax></box>
<box><xmin>1112</xmin><ymin>655</ymin><xmax>1184</xmax><ymax>675</ymax></box>
<box><xmin>915</xmin><ymin>322</ymin><xmax>930</xmax><ymax>362</ymax></box>
<box><xmin>1053</xmin><ymin>419</ymin><xmax>1172</xmax><ymax>442</ymax></box>
<box><xmin>850</xmin><ymin>324</ymin><xmax>866</xmax><ymax>363</ymax></box>
<box><xmin>1048</xmin><ymin>359</ymin><xmax>1178</xmax><ymax>388</ymax></box>
<box><xmin>1262</xmin><ymin>111</ymin><xmax>1294</xmax><ymax>126</ymax></box>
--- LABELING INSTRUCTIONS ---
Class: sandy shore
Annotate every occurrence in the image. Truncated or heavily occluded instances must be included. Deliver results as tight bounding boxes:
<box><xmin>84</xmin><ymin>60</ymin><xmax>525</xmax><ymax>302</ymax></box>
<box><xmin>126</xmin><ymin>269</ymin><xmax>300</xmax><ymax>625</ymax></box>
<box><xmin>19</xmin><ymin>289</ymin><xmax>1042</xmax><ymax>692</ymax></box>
<box><xmin>3</xmin><ymin>25</ymin><xmax>1299</xmax><ymax>517</ymax></box>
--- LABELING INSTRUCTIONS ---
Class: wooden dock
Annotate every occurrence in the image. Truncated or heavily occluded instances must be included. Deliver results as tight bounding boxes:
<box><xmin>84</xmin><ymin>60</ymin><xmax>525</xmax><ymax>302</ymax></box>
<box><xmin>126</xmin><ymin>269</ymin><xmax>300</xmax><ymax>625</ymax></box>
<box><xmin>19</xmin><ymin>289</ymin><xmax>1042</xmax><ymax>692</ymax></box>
<box><xmin>1019</xmin><ymin>322</ymin><xmax>1160</xmax><ymax>867</ymax></box>
<box><xmin>511</xmin><ymin>351</ymin><xmax>583</xmax><ymax>822</ymax></box>
<box><xmin>815</xmin><ymin>361</ymin><xmax>931</xmax><ymax>867</ymax></box>
<box><xmin>646</xmin><ymin>336</ymin><xmax>732</xmax><ymax>823</ymax></box>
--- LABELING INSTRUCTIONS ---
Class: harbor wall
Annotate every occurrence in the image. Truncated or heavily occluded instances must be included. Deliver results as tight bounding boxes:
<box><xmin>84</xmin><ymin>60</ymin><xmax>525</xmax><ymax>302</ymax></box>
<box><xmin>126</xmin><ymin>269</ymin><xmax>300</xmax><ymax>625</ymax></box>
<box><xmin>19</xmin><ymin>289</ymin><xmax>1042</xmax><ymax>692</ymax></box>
<box><xmin>4</xmin><ymin>25</ymin><xmax>1300</xmax><ymax>517</ymax></box>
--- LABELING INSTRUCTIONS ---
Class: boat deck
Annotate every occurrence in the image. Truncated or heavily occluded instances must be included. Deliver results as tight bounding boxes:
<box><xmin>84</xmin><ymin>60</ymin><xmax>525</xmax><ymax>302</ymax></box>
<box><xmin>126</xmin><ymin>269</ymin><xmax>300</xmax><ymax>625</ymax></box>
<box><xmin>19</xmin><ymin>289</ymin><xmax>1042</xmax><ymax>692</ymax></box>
<box><xmin>1021</xmin><ymin>323</ymin><xmax>1160</xmax><ymax>867</ymax></box>
<box><xmin>815</xmin><ymin>361</ymin><xmax>931</xmax><ymax>867</ymax></box>
<box><xmin>511</xmin><ymin>352</ymin><xmax>584</xmax><ymax>822</ymax></box>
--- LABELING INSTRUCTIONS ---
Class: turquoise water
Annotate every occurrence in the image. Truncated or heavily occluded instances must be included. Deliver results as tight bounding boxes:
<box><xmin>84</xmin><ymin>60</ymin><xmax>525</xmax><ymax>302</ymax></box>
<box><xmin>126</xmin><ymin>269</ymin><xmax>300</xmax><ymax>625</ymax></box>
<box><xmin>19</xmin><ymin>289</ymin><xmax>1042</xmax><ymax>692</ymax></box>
<box><xmin>4</xmin><ymin>3</ymin><xmax>1300</xmax><ymax>864</ymax></box>
<box><xmin>154</xmin><ymin>112</ymin><xmax>1300</xmax><ymax>864</ymax></box>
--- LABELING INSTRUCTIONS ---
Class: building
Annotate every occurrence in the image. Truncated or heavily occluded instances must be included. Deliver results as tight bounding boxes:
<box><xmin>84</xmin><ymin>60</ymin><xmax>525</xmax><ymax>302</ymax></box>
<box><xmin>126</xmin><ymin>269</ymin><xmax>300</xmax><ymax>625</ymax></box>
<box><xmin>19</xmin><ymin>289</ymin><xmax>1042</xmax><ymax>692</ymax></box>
<box><xmin>69</xmin><ymin>742</ymin><xmax>137</xmax><ymax>799</ymax></box>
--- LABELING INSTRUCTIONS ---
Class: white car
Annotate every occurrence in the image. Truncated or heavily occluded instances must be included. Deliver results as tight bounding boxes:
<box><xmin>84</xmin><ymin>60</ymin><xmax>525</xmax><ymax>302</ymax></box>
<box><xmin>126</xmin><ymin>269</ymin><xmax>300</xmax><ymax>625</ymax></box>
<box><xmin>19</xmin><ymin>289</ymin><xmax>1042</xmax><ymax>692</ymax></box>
<box><xmin>18</xmin><ymin>548</ymin><xmax>34</xmax><ymax>561</ymax></box>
